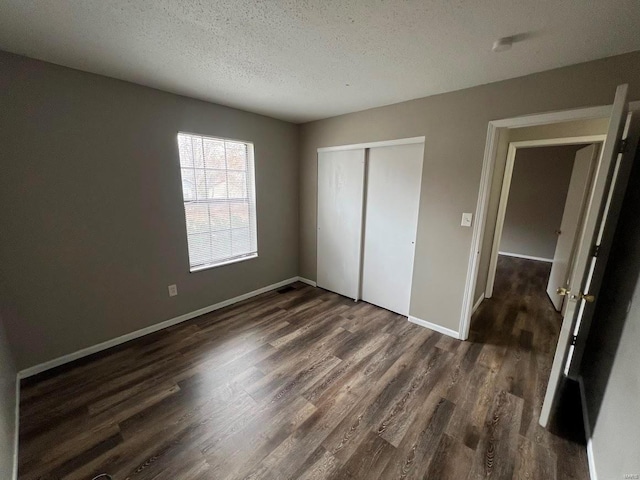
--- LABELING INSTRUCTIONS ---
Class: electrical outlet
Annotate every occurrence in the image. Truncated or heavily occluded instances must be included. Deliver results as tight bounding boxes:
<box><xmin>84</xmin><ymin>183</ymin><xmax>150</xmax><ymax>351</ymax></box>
<box><xmin>168</xmin><ymin>284</ymin><xmax>178</xmax><ymax>297</ymax></box>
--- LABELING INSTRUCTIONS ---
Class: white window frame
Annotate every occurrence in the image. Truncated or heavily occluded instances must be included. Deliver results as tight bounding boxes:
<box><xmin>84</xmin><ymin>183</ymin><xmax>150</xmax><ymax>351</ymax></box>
<box><xmin>176</xmin><ymin>132</ymin><xmax>258</xmax><ymax>272</ymax></box>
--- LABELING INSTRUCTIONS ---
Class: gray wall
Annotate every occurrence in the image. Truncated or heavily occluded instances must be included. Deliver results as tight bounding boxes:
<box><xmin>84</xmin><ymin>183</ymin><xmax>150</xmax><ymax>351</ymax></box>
<box><xmin>580</xmin><ymin>144</ymin><xmax>640</xmax><ymax>479</ymax></box>
<box><xmin>0</xmin><ymin>314</ymin><xmax>16</xmax><ymax>480</ymax></box>
<box><xmin>0</xmin><ymin>51</ymin><xmax>299</xmax><ymax>370</ymax></box>
<box><xmin>500</xmin><ymin>146</ymin><xmax>579</xmax><ymax>260</ymax></box>
<box><xmin>300</xmin><ymin>51</ymin><xmax>640</xmax><ymax>332</ymax></box>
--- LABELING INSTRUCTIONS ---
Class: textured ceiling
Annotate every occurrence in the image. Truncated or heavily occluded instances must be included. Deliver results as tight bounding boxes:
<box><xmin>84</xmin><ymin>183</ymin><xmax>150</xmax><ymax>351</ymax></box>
<box><xmin>1</xmin><ymin>1</ymin><xmax>640</xmax><ymax>123</ymax></box>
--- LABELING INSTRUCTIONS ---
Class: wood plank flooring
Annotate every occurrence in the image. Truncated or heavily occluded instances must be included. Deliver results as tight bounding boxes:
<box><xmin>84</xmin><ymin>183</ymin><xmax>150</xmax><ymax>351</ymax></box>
<box><xmin>19</xmin><ymin>256</ymin><xmax>589</xmax><ymax>479</ymax></box>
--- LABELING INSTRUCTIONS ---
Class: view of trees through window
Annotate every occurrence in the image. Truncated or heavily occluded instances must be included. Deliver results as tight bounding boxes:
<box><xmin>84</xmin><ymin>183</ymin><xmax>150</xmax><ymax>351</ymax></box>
<box><xmin>177</xmin><ymin>133</ymin><xmax>257</xmax><ymax>270</ymax></box>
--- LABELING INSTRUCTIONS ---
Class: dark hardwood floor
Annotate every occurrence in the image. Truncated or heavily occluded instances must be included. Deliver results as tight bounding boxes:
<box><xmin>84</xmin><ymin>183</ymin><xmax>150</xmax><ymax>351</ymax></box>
<box><xmin>19</xmin><ymin>256</ymin><xmax>589</xmax><ymax>479</ymax></box>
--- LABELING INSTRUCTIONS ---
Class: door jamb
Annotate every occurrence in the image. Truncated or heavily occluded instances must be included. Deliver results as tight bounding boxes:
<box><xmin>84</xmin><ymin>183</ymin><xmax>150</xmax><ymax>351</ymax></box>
<box><xmin>484</xmin><ymin>135</ymin><xmax>606</xmax><ymax>300</ymax></box>
<box><xmin>317</xmin><ymin>136</ymin><xmax>425</xmax><ymax>153</ymax></box>
<box><xmin>459</xmin><ymin>105</ymin><xmax>612</xmax><ymax>341</ymax></box>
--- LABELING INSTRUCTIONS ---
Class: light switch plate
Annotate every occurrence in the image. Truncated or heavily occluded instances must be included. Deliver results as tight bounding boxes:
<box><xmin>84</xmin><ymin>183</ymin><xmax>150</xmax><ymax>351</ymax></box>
<box><xmin>168</xmin><ymin>284</ymin><xmax>178</xmax><ymax>297</ymax></box>
<box><xmin>461</xmin><ymin>213</ymin><xmax>473</xmax><ymax>227</ymax></box>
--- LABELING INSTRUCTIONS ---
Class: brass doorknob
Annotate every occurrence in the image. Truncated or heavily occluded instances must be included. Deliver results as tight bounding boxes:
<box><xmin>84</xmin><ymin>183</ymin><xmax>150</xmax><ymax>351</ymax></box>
<box><xmin>580</xmin><ymin>293</ymin><xmax>596</xmax><ymax>303</ymax></box>
<box><xmin>557</xmin><ymin>287</ymin><xmax>595</xmax><ymax>302</ymax></box>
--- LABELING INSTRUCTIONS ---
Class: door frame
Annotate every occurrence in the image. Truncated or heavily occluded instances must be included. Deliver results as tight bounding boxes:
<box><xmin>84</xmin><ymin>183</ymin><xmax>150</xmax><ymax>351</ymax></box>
<box><xmin>459</xmin><ymin>104</ymin><xmax>613</xmax><ymax>341</ymax></box>
<box><xmin>484</xmin><ymin>135</ymin><xmax>606</xmax><ymax>300</ymax></box>
<box><xmin>317</xmin><ymin>136</ymin><xmax>426</xmax><ymax>153</ymax></box>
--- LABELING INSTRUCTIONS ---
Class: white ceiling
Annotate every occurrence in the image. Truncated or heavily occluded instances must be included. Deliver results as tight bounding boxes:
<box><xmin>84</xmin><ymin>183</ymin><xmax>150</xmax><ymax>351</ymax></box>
<box><xmin>1</xmin><ymin>1</ymin><xmax>639</xmax><ymax>123</ymax></box>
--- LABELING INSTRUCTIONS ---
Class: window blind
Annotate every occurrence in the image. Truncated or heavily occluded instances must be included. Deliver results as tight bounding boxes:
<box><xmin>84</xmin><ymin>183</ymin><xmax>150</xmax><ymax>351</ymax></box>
<box><xmin>177</xmin><ymin>133</ymin><xmax>258</xmax><ymax>271</ymax></box>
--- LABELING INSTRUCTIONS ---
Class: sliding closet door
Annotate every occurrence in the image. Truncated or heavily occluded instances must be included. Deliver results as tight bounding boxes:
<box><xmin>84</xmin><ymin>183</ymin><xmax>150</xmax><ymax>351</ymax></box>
<box><xmin>362</xmin><ymin>143</ymin><xmax>424</xmax><ymax>315</ymax></box>
<box><xmin>317</xmin><ymin>149</ymin><xmax>365</xmax><ymax>299</ymax></box>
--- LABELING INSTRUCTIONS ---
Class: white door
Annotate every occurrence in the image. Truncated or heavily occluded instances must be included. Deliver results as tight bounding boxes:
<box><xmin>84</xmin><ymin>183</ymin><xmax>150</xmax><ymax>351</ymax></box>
<box><xmin>567</xmin><ymin>107</ymin><xmax>640</xmax><ymax>379</ymax></box>
<box><xmin>546</xmin><ymin>144</ymin><xmax>599</xmax><ymax>312</ymax></box>
<box><xmin>540</xmin><ymin>84</ymin><xmax>630</xmax><ymax>428</ymax></box>
<box><xmin>361</xmin><ymin>143</ymin><xmax>424</xmax><ymax>315</ymax></box>
<box><xmin>317</xmin><ymin>149</ymin><xmax>365</xmax><ymax>300</ymax></box>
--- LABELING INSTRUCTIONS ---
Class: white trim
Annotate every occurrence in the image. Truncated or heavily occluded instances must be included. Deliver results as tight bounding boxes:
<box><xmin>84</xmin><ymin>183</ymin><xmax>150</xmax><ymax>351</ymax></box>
<box><xmin>408</xmin><ymin>316</ymin><xmax>460</xmax><ymax>339</ymax></box>
<box><xmin>578</xmin><ymin>376</ymin><xmax>598</xmax><ymax>480</ymax></box>
<box><xmin>586</xmin><ymin>439</ymin><xmax>597</xmax><ymax>480</ymax></box>
<box><xmin>354</xmin><ymin>148</ymin><xmax>369</xmax><ymax>302</ymax></box>
<box><xmin>485</xmin><ymin>141</ymin><xmax>517</xmax><ymax>298</ymax></box>
<box><xmin>490</xmin><ymin>105</ymin><xmax>612</xmax><ymax>128</ymax></box>
<box><xmin>510</xmin><ymin>135</ymin><xmax>606</xmax><ymax>149</ymax></box>
<box><xmin>458</xmin><ymin>122</ymin><xmax>500</xmax><ymax>340</ymax></box>
<box><xmin>13</xmin><ymin>376</ymin><xmax>19</xmax><ymax>480</ymax></box>
<box><xmin>297</xmin><ymin>277</ymin><xmax>317</xmax><ymax>287</ymax></box>
<box><xmin>177</xmin><ymin>131</ymin><xmax>255</xmax><ymax>148</ymax></box>
<box><xmin>18</xmin><ymin>276</ymin><xmax>300</xmax><ymax>379</ymax></box>
<box><xmin>498</xmin><ymin>251</ymin><xmax>554</xmax><ymax>263</ymax></box>
<box><xmin>317</xmin><ymin>136</ymin><xmax>425</xmax><ymax>153</ymax></box>
<box><xmin>471</xmin><ymin>293</ymin><xmax>485</xmax><ymax>314</ymax></box>
<box><xmin>190</xmin><ymin>253</ymin><xmax>258</xmax><ymax>272</ymax></box>
<box><xmin>459</xmin><ymin>104</ymin><xmax>617</xmax><ymax>342</ymax></box>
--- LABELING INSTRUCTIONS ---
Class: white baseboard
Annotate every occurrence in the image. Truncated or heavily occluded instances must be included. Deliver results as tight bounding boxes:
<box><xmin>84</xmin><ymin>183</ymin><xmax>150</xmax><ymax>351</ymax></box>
<box><xmin>18</xmin><ymin>276</ymin><xmax>300</xmax><ymax>379</ymax></box>
<box><xmin>408</xmin><ymin>316</ymin><xmax>460</xmax><ymax>339</ymax></box>
<box><xmin>498</xmin><ymin>251</ymin><xmax>553</xmax><ymax>263</ymax></box>
<box><xmin>472</xmin><ymin>293</ymin><xmax>485</xmax><ymax>314</ymax></box>
<box><xmin>577</xmin><ymin>375</ymin><xmax>598</xmax><ymax>480</ymax></box>
<box><xmin>586</xmin><ymin>439</ymin><xmax>597</xmax><ymax>480</ymax></box>
<box><xmin>13</xmin><ymin>375</ymin><xmax>19</xmax><ymax>480</ymax></box>
<box><xmin>297</xmin><ymin>277</ymin><xmax>317</xmax><ymax>287</ymax></box>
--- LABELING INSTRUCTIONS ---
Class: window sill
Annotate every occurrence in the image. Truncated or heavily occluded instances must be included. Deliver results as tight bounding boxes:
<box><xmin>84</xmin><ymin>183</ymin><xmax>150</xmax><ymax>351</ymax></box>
<box><xmin>190</xmin><ymin>253</ymin><xmax>258</xmax><ymax>273</ymax></box>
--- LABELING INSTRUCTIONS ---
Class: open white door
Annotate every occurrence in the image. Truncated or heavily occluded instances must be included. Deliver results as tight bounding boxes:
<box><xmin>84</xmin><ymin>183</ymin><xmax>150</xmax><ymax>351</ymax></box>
<box><xmin>546</xmin><ymin>144</ymin><xmax>599</xmax><ymax>312</ymax></box>
<box><xmin>567</xmin><ymin>106</ymin><xmax>640</xmax><ymax>379</ymax></box>
<box><xmin>539</xmin><ymin>85</ymin><xmax>630</xmax><ymax>428</ymax></box>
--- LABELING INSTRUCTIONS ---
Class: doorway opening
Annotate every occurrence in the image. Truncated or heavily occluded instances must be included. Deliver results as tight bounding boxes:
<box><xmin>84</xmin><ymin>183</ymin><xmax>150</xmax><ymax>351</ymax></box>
<box><xmin>472</xmin><ymin>128</ymin><xmax>609</xmax><ymax>434</ymax></box>
<box><xmin>485</xmin><ymin>138</ymin><xmax>604</xmax><ymax>318</ymax></box>
<box><xmin>461</xmin><ymin>86</ymin><xmax>640</xmax><ymax>431</ymax></box>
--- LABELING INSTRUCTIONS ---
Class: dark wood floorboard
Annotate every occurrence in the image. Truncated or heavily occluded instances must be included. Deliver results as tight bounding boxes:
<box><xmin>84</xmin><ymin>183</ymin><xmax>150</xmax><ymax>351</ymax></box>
<box><xmin>18</xmin><ymin>256</ymin><xmax>589</xmax><ymax>479</ymax></box>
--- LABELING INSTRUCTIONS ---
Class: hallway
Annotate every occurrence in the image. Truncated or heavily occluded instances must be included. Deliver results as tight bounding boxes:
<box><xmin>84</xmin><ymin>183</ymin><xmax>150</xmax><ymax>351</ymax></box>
<box><xmin>470</xmin><ymin>255</ymin><xmax>589</xmax><ymax>479</ymax></box>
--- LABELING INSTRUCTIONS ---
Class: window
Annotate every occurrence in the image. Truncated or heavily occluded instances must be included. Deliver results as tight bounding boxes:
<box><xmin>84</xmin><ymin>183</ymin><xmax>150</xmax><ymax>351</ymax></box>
<box><xmin>177</xmin><ymin>132</ymin><xmax>258</xmax><ymax>271</ymax></box>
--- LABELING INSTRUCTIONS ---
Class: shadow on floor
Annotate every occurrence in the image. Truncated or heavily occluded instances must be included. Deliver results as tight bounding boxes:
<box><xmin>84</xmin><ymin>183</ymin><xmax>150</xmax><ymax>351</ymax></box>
<box><xmin>549</xmin><ymin>377</ymin><xmax>586</xmax><ymax>445</ymax></box>
<box><xmin>471</xmin><ymin>255</ymin><xmax>587</xmax><ymax>446</ymax></box>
